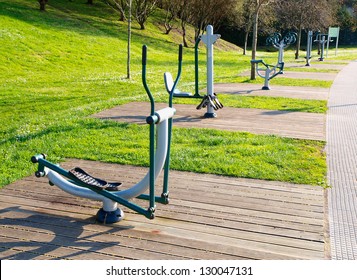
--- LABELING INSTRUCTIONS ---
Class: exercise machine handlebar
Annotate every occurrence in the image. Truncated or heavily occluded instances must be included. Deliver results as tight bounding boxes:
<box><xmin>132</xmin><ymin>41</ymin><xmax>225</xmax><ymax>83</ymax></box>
<box><xmin>169</xmin><ymin>44</ymin><xmax>183</xmax><ymax>107</ymax></box>
<box><xmin>142</xmin><ymin>45</ymin><xmax>155</xmax><ymax>116</ymax></box>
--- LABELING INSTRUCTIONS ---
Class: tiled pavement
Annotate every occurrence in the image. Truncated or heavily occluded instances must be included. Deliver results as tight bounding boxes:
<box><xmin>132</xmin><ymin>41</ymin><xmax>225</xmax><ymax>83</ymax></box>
<box><xmin>327</xmin><ymin>60</ymin><xmax>357</xmax><ymax>259</ymax></box>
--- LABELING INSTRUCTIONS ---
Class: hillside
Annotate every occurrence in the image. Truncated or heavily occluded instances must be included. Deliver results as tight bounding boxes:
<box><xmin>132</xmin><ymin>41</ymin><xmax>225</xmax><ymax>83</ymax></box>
<box><xmin>0</xmin><ymin>0</ymin><xmax>328</xmax><ymax>188</ymax></box>
<box><xmin>0</xmin><ymin>0</ymin><xmax>241</xmax><ymax>186</ymax></box>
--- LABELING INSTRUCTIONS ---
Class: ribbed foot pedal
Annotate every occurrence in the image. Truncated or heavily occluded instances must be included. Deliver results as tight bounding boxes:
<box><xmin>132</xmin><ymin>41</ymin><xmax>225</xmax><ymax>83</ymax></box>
<box><xmin>69</xmin><ymin>167</ymin><xmax>121</xmax><ymax>191</ymax></box>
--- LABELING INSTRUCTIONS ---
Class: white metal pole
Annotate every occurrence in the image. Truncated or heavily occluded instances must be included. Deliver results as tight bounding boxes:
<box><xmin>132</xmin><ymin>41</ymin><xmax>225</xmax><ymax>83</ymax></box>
<box><xmin>201</xmin><ymin>25</ymin><xmax>220</xmax><ymax>118</ymax></box>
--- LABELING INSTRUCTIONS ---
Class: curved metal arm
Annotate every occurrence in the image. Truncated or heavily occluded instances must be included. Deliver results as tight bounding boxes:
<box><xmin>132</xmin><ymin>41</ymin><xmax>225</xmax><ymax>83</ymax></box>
<box><xmin>251</xmin><ymin>60</ymin><xmax>284</xmax><ymax>80</ymax></box>
<box><xmin>266</xmin><ymin>32</ymin><xmax>297</xmax><ymax>49</ymax></box>
<box><xmin>169</xmin><ymin>44</ymin><xmax>183</xmax><ymax>107</ymax></box>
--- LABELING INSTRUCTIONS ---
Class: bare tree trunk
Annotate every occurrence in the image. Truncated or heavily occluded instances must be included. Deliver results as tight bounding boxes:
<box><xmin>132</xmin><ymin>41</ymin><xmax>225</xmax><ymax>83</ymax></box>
<box><xmin>38</xmin><ymin>0</ymin><xmax>48</xmax><ymax>11</ymax></box>
<box><xmin>164</xmin><ymin>7</ymin><xmax>174</xmax><ymax>34</ymax></box>
<box><xmin>181</xmin><ymin>20</ymin><xmax>188</xmax><ymax>47</ymax></box>
<box><xmin>244</xmin><ymin>31</ymin><xmax>249</xmax><ymax>55</ymax></box>
<box><xmin>127</xmin><ymin>0</ymin><xmax>132</xmax><ymax>79</ymax></box>
<box><xmin>251</xmin><ymin>11</ymin><xmax>259</xmax><ymax>80</ymax></box>
<box><xmin>295</xmin><ymin>26</ymin><xmax>302</xmax><ymax>59</ymax></box>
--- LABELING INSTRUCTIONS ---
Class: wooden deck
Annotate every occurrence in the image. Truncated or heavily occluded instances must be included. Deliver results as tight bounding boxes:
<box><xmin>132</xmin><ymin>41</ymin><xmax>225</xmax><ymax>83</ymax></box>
<box><xmin>93</xmin><ymin>102</ymin><xmax>326</xmax><ymax>141</ymax></box>
<box><xmin>0</xmin><ymin>159</ymin><xmax>327</xmax><ymax>260</ymax></box>
<box><xmin>239</xmin><ymin>70</ymin><xmax>337</xmax><ymax>81</ymax></box>
<box><xmin>213</xmin><ymin>83</ymin><xmax>329</xmax><ymax>100</ymax></box>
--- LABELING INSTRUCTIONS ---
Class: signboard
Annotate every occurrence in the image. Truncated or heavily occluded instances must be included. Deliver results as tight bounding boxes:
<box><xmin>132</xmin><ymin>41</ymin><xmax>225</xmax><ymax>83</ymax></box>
<box><xmin>326</xmin><ymin>27</ymin><xmax>340</xmax><ymax>57</ymax></box>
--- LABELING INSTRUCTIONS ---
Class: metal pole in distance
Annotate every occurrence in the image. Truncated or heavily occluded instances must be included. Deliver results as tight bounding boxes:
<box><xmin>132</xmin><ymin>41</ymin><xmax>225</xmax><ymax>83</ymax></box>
<box><xmin>201</xmin><ymin>25</ymin><xmax>220</xmax><ymax>118</ymax></box>
<box><xmin>306</xmin><ymin>31</ymin><xmax>313</xmax><ymax>66</ymax></box>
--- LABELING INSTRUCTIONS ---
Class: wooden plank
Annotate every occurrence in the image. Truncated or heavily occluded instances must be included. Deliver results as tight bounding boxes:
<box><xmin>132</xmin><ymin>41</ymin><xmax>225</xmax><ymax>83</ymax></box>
<box><xmin>0</xmin><ymin>192</ymin><xmax>322</xmax><ymax>258</ymax></box>
<box><xmin>0</xmin><ymin>200</ymin><xmax>248</xmax><ymax>259</ymax></box>
<box><xmin>0</xmin><ymin>190</ymin><xmax>323</xmax><ymax>247</ymax></box>
<box><xmin>0</xmin><ymin>234</ymin><xmax>116</xmax><ymax>260</ymax></box>
<box><xmin>3</xmin><ymin>178</ymin><xmax>325</xmax><ymax>229</ymax></box>
<box><xmin>0</xmin><ymin>237</ymin><xmax>55</xmax><ymax>260</ymax></box>
<box><xmin>212</xmin><ymin>83</ymin><xmax>329</xmax><ymax>100</ymax></box>
<box><xmin>3</xmin><ymin>182</ymin><xmax>325</xmax><ymax>230</ymax></box>
<box><xmin>0</xmin><ymin>209</ymin><xmax>239</xmax><ymax>260</ymax></box>
<box><xmin>168</xmin><ymin>200</ymin><xmax>324</xmax><ymax>231</ymax></box>
<box><xmin>3</xmin><ymin>182</ymin><xmax>324</xmax><ymax>219</ymax></box>
<box><xmin>0</xmin><ymin>193</ymin><xmax>323</xmax><ymax>251</ymax></box>
<box><xmin>0</xmin><ymin>202</ymin><xmax>283</xmax><ymax>260</ymax></box>
<box><xmin>92</xmin><ymin>102</ymin><xmax>326</xmax><ymax>141</ymax></box>
<box><xmin>118</xmin><ymin>218</ymin><xmax>324</xmax><ymax>260</ymax></box>
<box><xmin>238</xmin><ymin>70</ymin><xmax>337</xmax><ymax>81</ymax></box>
<box><xmin>0</xmin><ymin>161</ymin><xmax>326</xmax><ymax>260</ymax></box>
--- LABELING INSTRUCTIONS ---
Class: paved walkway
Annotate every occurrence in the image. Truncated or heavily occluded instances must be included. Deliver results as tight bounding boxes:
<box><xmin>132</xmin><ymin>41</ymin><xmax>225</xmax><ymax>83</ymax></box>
<box><xmin>327</xmin><ymin>60</ymin><xmax>357</xmax><ymax>259</ymax></box>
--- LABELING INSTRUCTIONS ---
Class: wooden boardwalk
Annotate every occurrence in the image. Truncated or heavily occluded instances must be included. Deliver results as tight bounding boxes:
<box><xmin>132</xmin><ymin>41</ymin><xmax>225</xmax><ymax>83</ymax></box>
<box><xmin>93</xmin><ymin>102</ymin><xmax>326</xmax><ymax>141</ymax></box>
<box><xmin>213</xmin><ymin>83</ymin><xmax>329</xmax><ymax>100</ymax></box>
<box><xmin>0</xmin><ymin>159</ymin><xmax>327</xmax><ymax>260</ymax></box>
<box><xmin>239</xmin><ymin>70</ymin><xmax>337</xmax><ymax>81</ymax></box>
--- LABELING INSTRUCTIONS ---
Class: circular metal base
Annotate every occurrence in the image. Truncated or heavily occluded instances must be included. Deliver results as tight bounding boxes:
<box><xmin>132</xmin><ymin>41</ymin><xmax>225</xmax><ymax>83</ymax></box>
<box><xmin>96</xmin><ymin>208</ymin><xmax>124</xmax><ymax>224</ymax></box>
<box><xmin>204</xmin><ymin>112</ymin><xmax>217</xmax><ymax>118</ymax></box>
<box><xmin>262</xmin><ymin>86</ymin><xmax>270</xmax><ymax>90</ymax></box>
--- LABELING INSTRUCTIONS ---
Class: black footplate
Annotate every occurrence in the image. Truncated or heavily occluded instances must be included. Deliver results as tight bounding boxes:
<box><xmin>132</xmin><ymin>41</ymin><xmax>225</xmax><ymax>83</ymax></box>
<box><xmin>69</xmin><ymin>167</ymin><xmax>122</xmax><ymax>191</ymax></box>
<box><xmin>196</xmin><ymin>93</ymin><xmax>223</xmax><ymax>111</ymax></box>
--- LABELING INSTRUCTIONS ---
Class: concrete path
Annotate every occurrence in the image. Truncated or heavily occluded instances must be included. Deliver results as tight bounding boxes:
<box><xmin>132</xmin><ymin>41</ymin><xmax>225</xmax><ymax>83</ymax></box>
<box><xmin>327</xmin><ymin>60</ymin><xmax>357</xmax><ymax>259</ymax></box>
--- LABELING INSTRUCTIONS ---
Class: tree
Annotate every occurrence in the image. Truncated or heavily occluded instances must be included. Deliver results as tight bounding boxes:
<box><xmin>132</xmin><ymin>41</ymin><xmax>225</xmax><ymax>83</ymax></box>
<box><xmin>160</xmin><ymin>0</ymin><xmax>179</xmax><ymax>34</ymax></box>
<box><xmin>38</xmin><ymin>0</ymin><xmax>48</xmax><ymax>11</ymax></box>
<box><xmin>190</xmin><ymin>0</ymin><xmax>236</xmax><ymax>41</ymax></box>
<box><xmin>176</xmin><ymin>0</ymin><xmax>194</xmax><ymax>47</ymax></box>
<box><xmin>337</xmin><ymin>1</ymin><xmax>357</xmax><ymax>32</ymax></box>
<box><xmin>241</xmin><ymin>0</ymin><xmax>254</xmax><ymax>55</ymax></box>
<box><xmin>127</xmin><ymin>0</ymin><xmax>132</xmax><ymax>79</ymax></box>
<box><xmin>134</xmin><ymin>0</ymin><xmax>158</xmax><ymax>30</ymax></box>
<box><xmin>274</xmin><ymin>0</ymin><xmax>339</xmax><ymax>59</ymax></box>
<box><xmin>250</xmin><ymin>0</ymin><xmax>275</xmax><ymax>80</ymax></box>
<box><xmin>104</xmin><ymin>0</ymin><xmax>128</xmax><ymax>21</ymax></box>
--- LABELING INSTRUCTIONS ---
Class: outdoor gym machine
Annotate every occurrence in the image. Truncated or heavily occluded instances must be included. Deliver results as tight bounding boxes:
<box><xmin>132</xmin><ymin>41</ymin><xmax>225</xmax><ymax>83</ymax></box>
<box><xmin>164</xmin><ymin>25</ymin><xmax>223</xmax><ymax>118</ymax></box>
<box><xmin>314</xmin><ymin>32</ymin><xmax>332</xmax><ymax>61</ymax></box>
<box><xmin>251</xmin><ymin>32</ymin><xmax>297</xmax><ymax>90</ymax></box>
<box><xmin>305</xmin><ymin>31</ymin><xmax>313</xmax><ymax>66</ymax></box>
<box><xmin>31</xmin><ymin>45</ymin><xmax>178</xmax><ymax>224</ymax></box>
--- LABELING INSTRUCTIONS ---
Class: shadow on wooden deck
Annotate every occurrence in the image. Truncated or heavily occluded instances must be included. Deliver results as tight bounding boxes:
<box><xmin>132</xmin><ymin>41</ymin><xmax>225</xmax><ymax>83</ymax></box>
<box><xmin>0</xmin><ymin>160</ymin><xmax>327</xmax><ymax>260</ymax></box>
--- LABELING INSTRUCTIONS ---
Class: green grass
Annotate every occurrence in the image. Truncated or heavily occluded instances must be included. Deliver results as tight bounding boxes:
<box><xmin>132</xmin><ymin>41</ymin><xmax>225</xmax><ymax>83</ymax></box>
<box><xmin>3</xmin><ymin>0</ymin><xmax>356</xmax><ymax>188</ymax></box>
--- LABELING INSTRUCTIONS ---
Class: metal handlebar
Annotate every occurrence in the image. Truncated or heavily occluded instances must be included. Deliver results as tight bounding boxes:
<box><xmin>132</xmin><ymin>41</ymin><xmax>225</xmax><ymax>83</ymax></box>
<box><xmin>142</xmin><ymin>45</ymin><xmax>155</xmax><ymax>115</ymax></box>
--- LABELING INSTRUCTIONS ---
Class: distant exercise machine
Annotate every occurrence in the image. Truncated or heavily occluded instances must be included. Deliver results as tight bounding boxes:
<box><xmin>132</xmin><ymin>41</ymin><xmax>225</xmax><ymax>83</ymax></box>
<box><xmin>31</xmin><ymin>45</ymin><xmax>178</xmax><ymax>224</ymax></box>
<box><xmin>305</xmin><ymin>31</ymin><xmax>313</xmax><ymax>66</ymax></box>
<box><xmin>164</xmin><ymin>25</ymin><xmax>223</xmax><ymax>118</ymax></box>
<box><xmin>314</xmin><ymin>32</ymin><xmax>332</xmax><ymax>62</ymax></box>
<box><xmin>251</xmin><ymin>32</ymin><xmax>297</xmax><ymax>90</ymax></box>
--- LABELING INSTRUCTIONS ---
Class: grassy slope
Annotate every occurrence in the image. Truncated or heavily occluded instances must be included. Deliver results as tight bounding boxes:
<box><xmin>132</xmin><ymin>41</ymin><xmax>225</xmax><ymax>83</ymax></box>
<box><xmin>0</xmin><ymin>0</ymin><xmax>334</xmax><ymax>187</ymax></box>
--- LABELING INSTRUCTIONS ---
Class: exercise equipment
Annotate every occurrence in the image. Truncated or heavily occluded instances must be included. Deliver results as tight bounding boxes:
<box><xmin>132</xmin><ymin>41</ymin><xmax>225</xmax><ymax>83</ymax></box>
<box><xmin>250</xmin><ymin>59</ymin><xmax>284</xmax><ymax>90</ymax></box>
<box><xmin>164</xmin><ymin>25</ymin><xmax>223</xmax><ymax>118</ymax></box>
<box><xmin>314</xmin><ymin>32</ymin><xmax>332</xmax><ymax>62</ymax></box>
<box><xmin>305</xmin><ymin>31</ymin><xmax>313</xmax><ymax>66</ymax></box>
<box><xmin>251</xmin><ymin>32</ymin><xmax>297</xmax><ymax>90</ymax></box>
<box><xmin>31</xmin><ymin>45</ymin><xmax>178</xmax><ymax>224</ymax></box>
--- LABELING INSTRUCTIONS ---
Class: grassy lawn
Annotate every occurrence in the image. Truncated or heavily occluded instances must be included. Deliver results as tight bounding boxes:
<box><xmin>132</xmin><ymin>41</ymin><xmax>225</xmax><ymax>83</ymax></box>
<box><xmin>2</xmin><ymin>0</ymin><xmax>356</xmax><ymax>188</ymax></box>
